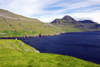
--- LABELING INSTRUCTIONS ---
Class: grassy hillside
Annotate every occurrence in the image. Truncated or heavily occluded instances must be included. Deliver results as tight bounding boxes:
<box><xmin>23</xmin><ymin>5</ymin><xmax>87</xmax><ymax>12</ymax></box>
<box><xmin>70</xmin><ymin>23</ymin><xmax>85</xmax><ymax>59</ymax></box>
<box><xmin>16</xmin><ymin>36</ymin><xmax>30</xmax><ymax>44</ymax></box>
<box><xmin>0</xmin><ymin>39</ymin><xmax>39</xmax><ymax>52</ymax></box>
<box><xmin>0</xmin><ymin>9</ymin><xmax>63</xmax><ymax>37</ymax></box>
<box><xmin>0</xmin><ymin>39</ymin><xmax>100</xmax><ymax>67</ymax></box>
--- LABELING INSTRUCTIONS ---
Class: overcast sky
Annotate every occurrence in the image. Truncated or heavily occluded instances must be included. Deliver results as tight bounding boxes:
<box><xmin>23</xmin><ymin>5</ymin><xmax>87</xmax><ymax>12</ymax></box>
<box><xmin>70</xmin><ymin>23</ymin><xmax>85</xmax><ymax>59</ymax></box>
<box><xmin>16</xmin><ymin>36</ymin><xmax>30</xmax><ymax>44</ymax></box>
<box><xmin>0</xmin><ymin>0</ymin><xmax>100</xmax><ymax>23</ymax></box>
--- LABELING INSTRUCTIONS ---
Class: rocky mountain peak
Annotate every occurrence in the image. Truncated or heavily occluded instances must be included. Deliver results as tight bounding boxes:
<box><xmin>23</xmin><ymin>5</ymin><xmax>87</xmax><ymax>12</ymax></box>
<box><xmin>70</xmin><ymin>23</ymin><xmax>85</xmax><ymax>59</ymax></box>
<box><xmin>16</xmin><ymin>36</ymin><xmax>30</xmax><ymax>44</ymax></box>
<box><xmin>62</xmin><ymin>15</ymin><xmax>75</xmax><ymax>21</ymax></box>
<box><xmin>51</xmin><ymin>19</ymin><xmax>60</xmax><ymax>24</ymax></box>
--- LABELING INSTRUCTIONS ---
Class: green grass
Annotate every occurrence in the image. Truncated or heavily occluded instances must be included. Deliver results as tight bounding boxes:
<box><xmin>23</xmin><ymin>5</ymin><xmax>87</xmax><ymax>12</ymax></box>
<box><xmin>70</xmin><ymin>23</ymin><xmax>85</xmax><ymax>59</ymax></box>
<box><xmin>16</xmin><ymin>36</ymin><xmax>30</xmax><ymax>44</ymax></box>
<box><xmin>0</xmin><ymin>39</ymin><xmax>38</xmax><ymax>52</ymax></box>
<box><xmin>52</xmin><ymin>22</ymin><xmax>82</xmax><ymax>32</ymax></box>
<box><xmin>0</xmin><ymin>30</ymin><xmax>37</xmax><ymax>37</ymax></box>
<box><xmin>0</xmin><ymin>39</ymin><xmax>100</xmax><ymax>67</ymax></box>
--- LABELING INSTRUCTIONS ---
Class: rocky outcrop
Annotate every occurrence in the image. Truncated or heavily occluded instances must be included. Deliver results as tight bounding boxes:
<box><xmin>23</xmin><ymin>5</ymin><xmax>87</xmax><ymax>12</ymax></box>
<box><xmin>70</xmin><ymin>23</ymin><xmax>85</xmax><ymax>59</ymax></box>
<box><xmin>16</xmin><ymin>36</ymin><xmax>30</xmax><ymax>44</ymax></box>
<box><xmin>62</xmin><ymin>15</ymin><xmax>77</xmax><ymax>23</ymax></box>
<box><xmin>51</xmin><ymin>19</ymin><xmax>61</xmax><ymax>24</ymax></box>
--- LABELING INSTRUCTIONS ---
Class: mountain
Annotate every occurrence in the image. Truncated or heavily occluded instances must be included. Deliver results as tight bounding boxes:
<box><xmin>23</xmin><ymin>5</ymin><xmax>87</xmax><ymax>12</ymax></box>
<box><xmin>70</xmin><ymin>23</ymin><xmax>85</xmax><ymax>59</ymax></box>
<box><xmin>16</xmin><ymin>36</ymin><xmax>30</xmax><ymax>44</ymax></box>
<box><xmin>51</xmin><ymin>15</ymin><xmax>100</xmax><ymax>32</ymax></box>
<box><xmin>51</xmin><ymin>15</ymin><xmax>88</xmax><ymax>32</ymax></box>
<box><xmin>79</xmin><ymin>20</ymin><xmax>100</xmax><ymax>30</ymax></box>
<box><xmin>0</xmin><ymin>9</ymin><xmax>63</xmax><ymax>37</ymax></box>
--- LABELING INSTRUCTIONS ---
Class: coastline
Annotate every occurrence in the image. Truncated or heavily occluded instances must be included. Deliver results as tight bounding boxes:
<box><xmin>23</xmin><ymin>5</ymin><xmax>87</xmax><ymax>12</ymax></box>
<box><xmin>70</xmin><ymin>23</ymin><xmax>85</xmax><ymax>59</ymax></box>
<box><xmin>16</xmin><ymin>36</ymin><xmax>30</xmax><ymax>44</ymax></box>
<box><xmin>0</xmin><ymin>32</ymin><xmax>66</xmax><ymax>39</ymax></box>
<box><xmin>0</xmin><ymin>31</ymin><xmax>100</xmax><ymax>39</ymax></box>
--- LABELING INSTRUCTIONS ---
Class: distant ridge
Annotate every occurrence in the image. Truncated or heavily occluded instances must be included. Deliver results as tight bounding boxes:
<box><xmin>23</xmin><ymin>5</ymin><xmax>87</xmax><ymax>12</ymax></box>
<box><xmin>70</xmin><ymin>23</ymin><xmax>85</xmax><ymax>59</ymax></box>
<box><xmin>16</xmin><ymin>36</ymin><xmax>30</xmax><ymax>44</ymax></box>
<box><xmin>79</xmin><ymin>20</ymin><xmax>100</xmax><ymax>29</ymax></box>
<box><xmin>51</xmin><ymin>15</ymin><xmax>100</xmax><ymax>32</ymax></box>
<box><xmin>79</xmin><ymin>20</ymin><xmax>97</xmax><ymax>23</ymax></box>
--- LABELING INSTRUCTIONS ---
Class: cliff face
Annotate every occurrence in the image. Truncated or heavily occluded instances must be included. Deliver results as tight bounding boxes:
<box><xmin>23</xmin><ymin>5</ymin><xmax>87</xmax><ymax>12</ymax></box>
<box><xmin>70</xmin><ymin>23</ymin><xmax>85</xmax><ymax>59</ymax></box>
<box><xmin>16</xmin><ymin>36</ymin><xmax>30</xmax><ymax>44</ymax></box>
<box><xmin>51</xmin><ymin>15</ymin><xmax>100</xmax><ymax>31</ymax></box>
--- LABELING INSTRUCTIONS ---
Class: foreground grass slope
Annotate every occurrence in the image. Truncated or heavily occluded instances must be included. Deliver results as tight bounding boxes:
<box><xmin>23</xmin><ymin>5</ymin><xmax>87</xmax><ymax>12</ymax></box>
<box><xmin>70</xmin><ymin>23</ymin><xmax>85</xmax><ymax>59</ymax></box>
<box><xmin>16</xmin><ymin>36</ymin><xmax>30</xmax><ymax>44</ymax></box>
<box><xmin>0</xmin><ymin>9</ymin><xmax>63</xmax><ymax>37</ymax></box>
<box><xmin>0</xmin><ymin>39</ymin><xmax>39</xmax><ymax>52</ymax></box>
<box><xmin>0</xmin><ymin>39</ymin><xmax>100</xmax><ymax>67</ymax></box>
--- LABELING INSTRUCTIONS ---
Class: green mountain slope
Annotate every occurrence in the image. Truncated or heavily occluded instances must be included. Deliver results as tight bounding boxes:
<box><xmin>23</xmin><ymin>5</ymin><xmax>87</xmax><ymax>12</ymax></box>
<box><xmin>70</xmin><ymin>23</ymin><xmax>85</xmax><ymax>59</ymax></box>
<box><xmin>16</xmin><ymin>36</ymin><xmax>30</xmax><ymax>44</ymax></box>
<box><xmin>0</xmin><ymin>39</ymin><xmax>100</xmax><ymax>67</ymax></box>
<box><xmin>0</xmin><ymin>9</ymin><xmax>63</xmax><ymax>37</ymax></box>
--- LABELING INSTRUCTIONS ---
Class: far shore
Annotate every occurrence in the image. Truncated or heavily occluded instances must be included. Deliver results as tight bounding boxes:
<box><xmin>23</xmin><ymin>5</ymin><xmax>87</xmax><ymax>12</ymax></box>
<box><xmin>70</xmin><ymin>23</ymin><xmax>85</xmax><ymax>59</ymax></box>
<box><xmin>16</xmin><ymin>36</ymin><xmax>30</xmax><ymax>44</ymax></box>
<box><xmin>0</xmin><ymin>31</ymin><xmax>100</xmax><ymax>39</ymax></box>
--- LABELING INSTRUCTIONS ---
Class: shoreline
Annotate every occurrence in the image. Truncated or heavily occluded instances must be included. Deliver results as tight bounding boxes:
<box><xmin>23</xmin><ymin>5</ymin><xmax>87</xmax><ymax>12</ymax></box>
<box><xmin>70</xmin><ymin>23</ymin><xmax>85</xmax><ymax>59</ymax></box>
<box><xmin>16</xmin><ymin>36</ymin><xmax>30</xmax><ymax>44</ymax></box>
<box><xmin>0</xmin><ymin>31</ymin><xmax>100</xmax><ymax>39</ymax></box>
<box><xmin>0</xmin><ymin>32</ymin><xmax>66</xmax><ymax>39</ymax></box>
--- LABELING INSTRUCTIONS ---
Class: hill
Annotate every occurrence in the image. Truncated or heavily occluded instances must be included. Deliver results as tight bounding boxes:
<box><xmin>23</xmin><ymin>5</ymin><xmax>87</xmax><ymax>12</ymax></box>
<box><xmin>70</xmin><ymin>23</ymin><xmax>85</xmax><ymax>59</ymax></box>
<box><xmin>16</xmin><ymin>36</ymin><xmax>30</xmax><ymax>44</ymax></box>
<box><xmin>0</xmin><ymin>9</ymin><xmax>63</xmax><ymax>37</ymax></box>
<box><xmin>51</xmin><ymin>15</ymin><xmax>100</xmax><ymax>32</ymax></box>
<box><xmin>0</xmin><ymin>39</ymin><xmax>100</xmax><ymax>67</ymax></box>
<box><xmin>0</xmin><ymin>39</ymin><xmax>39</xmax><ymax>52</ymax></box>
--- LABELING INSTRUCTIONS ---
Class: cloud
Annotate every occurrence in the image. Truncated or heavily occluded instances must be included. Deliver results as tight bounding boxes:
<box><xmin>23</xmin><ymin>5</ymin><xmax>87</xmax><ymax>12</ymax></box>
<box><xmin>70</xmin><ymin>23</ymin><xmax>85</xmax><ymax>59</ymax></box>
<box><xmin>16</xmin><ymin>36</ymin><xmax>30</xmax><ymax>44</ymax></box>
<box><xmin>0</xmin><ymin>0</ymin><xmax>100</xmax><ymax>23</ymax></box>
<box><xmin>69</xmin><ymin>10</ymin><xmax>100</xmax><ymax>23</ymax></box>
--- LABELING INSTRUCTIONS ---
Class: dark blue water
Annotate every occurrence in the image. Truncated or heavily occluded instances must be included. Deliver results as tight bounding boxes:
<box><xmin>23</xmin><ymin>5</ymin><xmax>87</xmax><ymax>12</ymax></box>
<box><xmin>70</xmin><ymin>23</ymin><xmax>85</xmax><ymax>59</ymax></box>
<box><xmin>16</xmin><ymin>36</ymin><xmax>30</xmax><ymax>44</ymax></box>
<box><xmin>18</xmin><ymin>32</ymin><xmax>100</xmax><ymax>64</ymax></box>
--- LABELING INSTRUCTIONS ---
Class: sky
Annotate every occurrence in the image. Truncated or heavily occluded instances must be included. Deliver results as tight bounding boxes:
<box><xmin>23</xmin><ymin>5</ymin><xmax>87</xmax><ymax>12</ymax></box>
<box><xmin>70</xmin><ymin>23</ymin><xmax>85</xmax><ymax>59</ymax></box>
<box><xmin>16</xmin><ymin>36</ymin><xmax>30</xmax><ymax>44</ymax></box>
<box><xmin>0</xmin><ymin>0</ymin><xmax>100</xmax><ymax>23</ymax></box>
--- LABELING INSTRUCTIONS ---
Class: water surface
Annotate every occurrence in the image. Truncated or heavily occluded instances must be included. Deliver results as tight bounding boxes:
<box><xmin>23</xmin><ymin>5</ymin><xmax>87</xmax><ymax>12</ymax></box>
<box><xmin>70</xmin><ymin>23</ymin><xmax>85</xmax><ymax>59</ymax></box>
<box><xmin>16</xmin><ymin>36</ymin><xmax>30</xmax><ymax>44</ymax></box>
<box><xmin>19</xmin><ymin>32</ymin><xmax>100</xmax><ymax>64</ymax></box>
